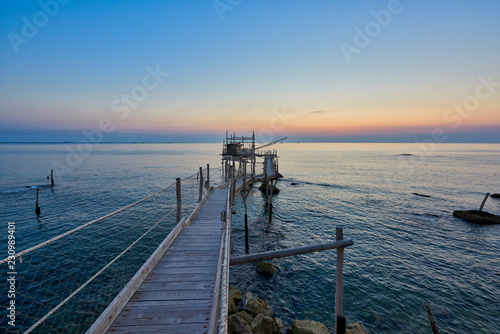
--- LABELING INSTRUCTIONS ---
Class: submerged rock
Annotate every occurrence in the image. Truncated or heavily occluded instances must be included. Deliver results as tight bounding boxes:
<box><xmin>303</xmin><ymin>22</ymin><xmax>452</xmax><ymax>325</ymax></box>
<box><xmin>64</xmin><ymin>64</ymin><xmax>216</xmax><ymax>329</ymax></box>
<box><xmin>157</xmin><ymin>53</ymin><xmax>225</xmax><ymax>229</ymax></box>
<box><xmin>259</xmin><ymin>183</ymin><xmax>280</xmax><ymax>194</ymax></box>
<box><xmin>291</xmin><ymin>319</ymin><xmax>329</xmax><ymax>334</ymax></box>
<box><xmin>346</xmin><ymin>323</ymin><xmax>369</xmax><ymax>334</ymax></box>
<box><xmin>256</xmin><ymin>262</ymin><xmax>280</xmax><ymax>276</ymax></box>
<box><xmin>490</xmin><ymin>193</ymin><xmax>500</xmax><ymax>199</ymax></box>
<box><xmin>228</xmin><ymin>315</ymin><xmax>252</xmax><ymax>334</ymax></box>
<box><xmin>412</xmin><ymin>192</ymin><xmax>431</xmax><ymax>198</ymax></box>
<box><xmin>453</xmin><ymin>210</ymin><xmax>500</xmax><ymax>224</ymax></box>
<box><xmin>251</xmin><ymin>313</ymin><xmax>279</xmax><ymax>334</ymax></box>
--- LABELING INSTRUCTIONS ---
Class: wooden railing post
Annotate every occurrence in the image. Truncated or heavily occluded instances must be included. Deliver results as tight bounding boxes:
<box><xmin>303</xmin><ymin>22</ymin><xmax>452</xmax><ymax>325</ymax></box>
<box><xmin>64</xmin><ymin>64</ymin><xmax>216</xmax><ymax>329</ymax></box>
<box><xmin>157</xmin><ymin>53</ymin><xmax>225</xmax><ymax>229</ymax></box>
<box><xmin>176</xmin><ymin>178</ymin><xmax>181</xmax><ymax>223</ymax></box>
<box><xmin>335</xmin><ymin>226</ymin><xmax>346</xmax><ymax>334</ymax></box>
<box><xmin>199</xmin><ymin>167</ymin><xmax>203</xmax><ymax>202</ymax></box>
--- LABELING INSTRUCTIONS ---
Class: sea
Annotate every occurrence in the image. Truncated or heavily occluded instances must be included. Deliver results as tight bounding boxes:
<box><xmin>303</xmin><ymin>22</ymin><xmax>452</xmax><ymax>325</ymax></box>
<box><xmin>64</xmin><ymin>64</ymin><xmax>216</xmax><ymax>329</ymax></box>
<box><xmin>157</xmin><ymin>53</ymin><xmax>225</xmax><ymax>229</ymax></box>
<box><xmin>0</xmin><ymin>143</ymin><xmax>499</xmax><ymax>333</ymax></box>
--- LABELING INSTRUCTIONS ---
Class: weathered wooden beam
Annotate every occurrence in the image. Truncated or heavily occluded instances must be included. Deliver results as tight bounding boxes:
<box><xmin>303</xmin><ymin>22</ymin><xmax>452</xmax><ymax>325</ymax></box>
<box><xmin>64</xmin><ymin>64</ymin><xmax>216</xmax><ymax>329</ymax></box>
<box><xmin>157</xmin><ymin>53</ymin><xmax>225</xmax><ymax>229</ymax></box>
<box><xmin>229</xmin><ymin>239</ymin><xmax>353</xmax><ymax>266</ymax></box>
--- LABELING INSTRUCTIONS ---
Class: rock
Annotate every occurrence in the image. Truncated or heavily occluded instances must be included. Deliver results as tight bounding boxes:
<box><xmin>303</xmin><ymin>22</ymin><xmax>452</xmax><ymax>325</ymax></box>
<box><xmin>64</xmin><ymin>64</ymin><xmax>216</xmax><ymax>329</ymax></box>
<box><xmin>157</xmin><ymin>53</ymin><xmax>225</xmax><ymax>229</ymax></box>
<box><xmin>256</xmin><ymin>262</ymin><xmax>280</xmax><ymax>276</ymax></box>
<box><xmin>231</xmin><ymin>311</ymin><xmax>253</xmax><ymax>326</ymax></box>
<box><xmin>291</xmin><ymin>182</ymin><xmax>298</xmax><ymax>186</ymax></box>
<box><xmin>412</xmin><ymin>192</ymin><xmax>431</xmax><ymax>198</ymax></box>
<box><xmin>291</xmin><ymin>319</ymin><xmax>329</xmax><ymax>334</ymax></box>
<box><xmin>251</xmin><ymin>313</ymin><xmax>279</xmax><ymax>334</ymax></box>
<box><xmin>275</xmin><ymin>318</ymin><xmax>284</xmax><ymax>332</ymax></box>
<box><xmin>259</xmin><ymin>183</ymin><xmax>280</xmax><ymax>194</ymax></box>
<box><xmin>229</xmin><ymin>286</ymin><xmax>242</xmax><ymax>305</ymax></box>
<box><xmin>491</xmin><ymin>193</ymin><xmax>500</xmax><ymax>199</ymax></box>
<box><xmin>246</xmin><ymin>298</ymin><xmax>273</xmax><ymax>317</ymax></box>
<box><xmin>346</xmin><ymin>323</ymin><xmax>369</xmax><ymax>334</ymax></box>
<box><xmin>228</xmin><ymin>315</ymin><xmax>252</xmax><ymax>334</ymax></box>
<box><xmin>229</xmin><ymin>297</ymin><xmax>238</xmax><ymax>315</ymax></box>
<box><xmin>453</xmin><ymin>210</ymin><xmax>500</xmax><ymax>225</ymax></box>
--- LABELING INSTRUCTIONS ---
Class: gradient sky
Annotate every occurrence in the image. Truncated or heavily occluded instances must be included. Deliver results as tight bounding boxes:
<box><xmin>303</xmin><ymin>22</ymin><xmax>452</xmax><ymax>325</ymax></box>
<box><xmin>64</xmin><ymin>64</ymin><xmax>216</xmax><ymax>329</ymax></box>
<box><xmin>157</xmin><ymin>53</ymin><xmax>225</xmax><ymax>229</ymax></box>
<box><xmin>1</xmin><ymin>0</ymin><xmax>499</xmax><ymax>142</ymax></box>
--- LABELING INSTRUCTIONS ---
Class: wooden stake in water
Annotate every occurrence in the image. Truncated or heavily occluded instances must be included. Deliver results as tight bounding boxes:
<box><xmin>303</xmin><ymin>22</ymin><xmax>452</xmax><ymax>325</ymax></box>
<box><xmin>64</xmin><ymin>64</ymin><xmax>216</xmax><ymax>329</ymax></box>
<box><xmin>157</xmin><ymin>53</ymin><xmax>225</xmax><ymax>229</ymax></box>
<box><xmin>479</xmin><ymin>192</ymin><xmax>490</xmax><ymax>211</ymax></box>
<box><xmin>206</xmin><ymin>164</ymin><xmax>210</xmax><ymax>189</ymax></box>
<box><xmin>335</xmin><ymin>226</ymin><xmax>345</xmax><ymax>334</ymax></box>
<box><xmin>176</xmin><ymin>178</ymin><xmax>181</xmax><ymax>223</ymax></box>
<box><xmin>199</xmin><ymin>167</ymin><xmax>203</xmax><ymax>202</ymax></box>
<box><xmin>35</xmin><ymin>188</ymin><xmax>41</xmax><ymax>216</ymax></box>
<box><xmin>424</xmin><ymin>302</ymin><xmax>439</xmax><ymax>334</ymax></box>
<box><xmin>50</xmin><ymin>169</ymin><xmax>54</xmax><ymax>187</ymax></box>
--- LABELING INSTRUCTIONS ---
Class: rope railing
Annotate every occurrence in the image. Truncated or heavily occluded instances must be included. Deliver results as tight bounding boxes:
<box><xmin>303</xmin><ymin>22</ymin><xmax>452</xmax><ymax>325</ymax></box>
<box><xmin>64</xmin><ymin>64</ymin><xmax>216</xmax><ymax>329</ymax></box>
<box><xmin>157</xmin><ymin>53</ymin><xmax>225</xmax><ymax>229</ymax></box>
<box><xmin>0</xmin><ymin>167</ymin><xmax>218</xmax><ymax>334</ymax></box>
<box><xmin>217</xmin><ymin>176</ymin><xmax>233</xmax><ymax>334</ymax></box>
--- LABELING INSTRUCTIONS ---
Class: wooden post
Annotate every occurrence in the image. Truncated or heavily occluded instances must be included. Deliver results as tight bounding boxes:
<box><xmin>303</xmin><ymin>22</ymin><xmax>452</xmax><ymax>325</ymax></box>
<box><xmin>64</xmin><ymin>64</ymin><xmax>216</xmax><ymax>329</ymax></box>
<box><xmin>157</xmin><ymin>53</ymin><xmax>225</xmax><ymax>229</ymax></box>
<box><xmin>335</xmin><ymin>226</ymin><xmax>345</xmax><ymax>334</ymax></box>
<box><xmin>479</xmin><ymin>192</ymin><xmax>490</xmax><ymax>211</ymax></box>
<box><xmin>50</xmin><ymin>169</ymin><xmax>54</xmax><ymax>186</ymax></box>
<box><xmin>424</xmin><ymin>302</ymin><xmax>439</xmax><ymax>334</ymax></box>
<box><xmin>176</xmin><ymin>178</ymin><xmax>181</xmax><ymax>223</ymax></box>
<box><xmin>35</xmin><ymin>188</ymin><xmax>41</xmax><ymax>216</ymax></box>
<box><xmin>242</xmin><ymin>166</ymin><xmax>249</xmax><ymax>254</ymax></box>
<box><xmin>199</xmin><ymin>167</ymin><xmax>203</xmax><ymax>202</ymax></box>
<box><xmin>206</xmin><ymin>164</ymin><xmax>210</xmax><ymax>189</ymax></box>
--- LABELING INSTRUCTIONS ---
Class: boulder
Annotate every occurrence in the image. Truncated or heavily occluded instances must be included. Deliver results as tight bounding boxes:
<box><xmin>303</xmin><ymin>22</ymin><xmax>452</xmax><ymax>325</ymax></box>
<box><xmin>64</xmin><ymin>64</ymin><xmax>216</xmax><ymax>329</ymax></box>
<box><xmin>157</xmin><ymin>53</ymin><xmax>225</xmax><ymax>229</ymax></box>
<box><xmin>231</xmin><ymin>311</ymin><xmax>253</xmax><ymax>325</ymax></box>
<box><xmin>228</xmin><ymin>315</ymin><xmax>252</xmax><ymax>334</ymax></box>
<box><xmin>229</xmin><ymin>297</ymin><xmax>238</xmax><ymax>315</ymax></box>
<box><xmin>256</xmin><ymin>262</ymin><xmax>280</xmax><ymax>276</ymax></box>
<box><xmin>246</xmin><ymin>298</ymin><xmax>273</xmax><ymax>317</ymax></box>
<box><xmin>291</xmin><ymin>319</ymin><xmax>329</xmax><ymax>334</ymax></box>
<box><xmin>251</xmin><ymin>313</ymin><xmax>279</xmax><ymax>334</ymax></box>
<box><xmin>259</xmin><ymin>183</ymin><xmax>280</xmax><ymax>194</ymax></box>
<box><xmin>229</xmin><ymin>286</ymin><xmax>242</xmax><ymax>305</ymax></box>
<box><xmin>491</xmin><ymin>193</ymin><xmax>500</xmax><ymax>199</ymax></box>
<box><xmin>275</xmin><ymin>318</ymin><xmax>284</xmax><ymax>333</ymax></box>
<box><xmin>346</xmin><ymin>323</ymin><xmax>369</xmax><ymax>334</ymax></box>
<box><xmin>453</xmin><ymin>210</ymin><xmax>500</xmax><ymax>224</ymax></box>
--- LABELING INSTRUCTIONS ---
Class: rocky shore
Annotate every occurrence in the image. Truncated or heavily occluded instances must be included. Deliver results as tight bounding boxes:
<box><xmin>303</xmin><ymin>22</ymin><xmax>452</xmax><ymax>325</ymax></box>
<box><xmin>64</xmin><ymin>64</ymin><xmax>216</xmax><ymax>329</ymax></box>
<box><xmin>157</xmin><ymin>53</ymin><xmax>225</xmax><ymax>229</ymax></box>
<box><xmin>227</xmin><ymin>286</ymin><xmax>369</xmax><ymax>334</ymax></box>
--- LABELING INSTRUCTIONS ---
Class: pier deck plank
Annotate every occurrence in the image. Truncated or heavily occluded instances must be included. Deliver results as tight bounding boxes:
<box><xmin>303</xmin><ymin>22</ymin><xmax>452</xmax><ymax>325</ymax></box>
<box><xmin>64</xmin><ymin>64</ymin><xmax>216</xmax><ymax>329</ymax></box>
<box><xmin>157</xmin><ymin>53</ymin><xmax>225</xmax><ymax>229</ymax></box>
<box><xmin>105</xmin><ymin>187</ymin><xmax>228</xmax><ymax>334</ymax></box>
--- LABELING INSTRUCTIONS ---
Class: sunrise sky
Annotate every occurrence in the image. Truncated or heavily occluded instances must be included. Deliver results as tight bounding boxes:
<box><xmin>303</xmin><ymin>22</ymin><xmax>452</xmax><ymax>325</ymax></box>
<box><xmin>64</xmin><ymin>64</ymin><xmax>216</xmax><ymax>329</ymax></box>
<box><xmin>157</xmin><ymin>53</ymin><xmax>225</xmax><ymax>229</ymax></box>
<box><xmin>1</xmin><ymin>0</ymin><xmax>499</xmax><ymax>143</ymax></box>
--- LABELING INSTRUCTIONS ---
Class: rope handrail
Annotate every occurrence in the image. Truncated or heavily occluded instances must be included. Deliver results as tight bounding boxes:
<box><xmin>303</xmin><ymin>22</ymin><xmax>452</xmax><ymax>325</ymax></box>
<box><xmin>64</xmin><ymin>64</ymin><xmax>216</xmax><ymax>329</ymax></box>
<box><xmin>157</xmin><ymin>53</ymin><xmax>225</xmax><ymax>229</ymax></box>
<box><xmin>217</xmin><ymin>179</ymin><xmax>232</xmax><ymax>333</ymax></box>
<box><xmin>24</xmin><ymin>206</ymin><xmax>176</xmax><ymax>334</ymax></box>
<box><xmin>0</xmin><ymin>182</ymin><xmax>178</xmax><ymax>265</ymax></box>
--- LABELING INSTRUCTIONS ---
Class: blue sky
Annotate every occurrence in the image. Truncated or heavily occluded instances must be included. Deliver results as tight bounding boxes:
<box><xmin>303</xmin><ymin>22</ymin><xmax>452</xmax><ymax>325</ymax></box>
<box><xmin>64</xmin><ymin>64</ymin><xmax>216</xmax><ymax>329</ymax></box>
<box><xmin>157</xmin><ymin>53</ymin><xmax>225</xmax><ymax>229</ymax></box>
<box><xmin>1</xmin><ymin>0</ymin><xmax>499</xmax><ymax>142</ymax></box>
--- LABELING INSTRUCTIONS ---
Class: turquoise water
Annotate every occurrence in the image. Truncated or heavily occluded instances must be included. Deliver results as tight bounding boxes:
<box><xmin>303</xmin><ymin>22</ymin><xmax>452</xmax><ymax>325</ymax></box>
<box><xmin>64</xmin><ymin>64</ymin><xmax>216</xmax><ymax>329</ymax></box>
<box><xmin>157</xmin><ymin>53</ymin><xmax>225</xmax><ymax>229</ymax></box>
<box><xmin>1</xmin><ymin>143</ymin><xmax>499</xmax><ymax>333</ymax></box>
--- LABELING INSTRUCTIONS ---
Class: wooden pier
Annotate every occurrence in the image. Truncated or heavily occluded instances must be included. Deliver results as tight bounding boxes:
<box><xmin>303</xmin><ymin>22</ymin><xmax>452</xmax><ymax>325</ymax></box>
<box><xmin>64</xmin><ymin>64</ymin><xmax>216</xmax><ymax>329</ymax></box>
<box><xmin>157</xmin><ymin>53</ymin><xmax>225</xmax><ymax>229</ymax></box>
<box><xmin>87</xmin><ymin>133</ymin><xmax>353</xmax><ymax>334</ymax></box>
<box><xmin>88</xmin><ymin>169</ymin><xmax>273</xmax><ymax>333</ymax></box>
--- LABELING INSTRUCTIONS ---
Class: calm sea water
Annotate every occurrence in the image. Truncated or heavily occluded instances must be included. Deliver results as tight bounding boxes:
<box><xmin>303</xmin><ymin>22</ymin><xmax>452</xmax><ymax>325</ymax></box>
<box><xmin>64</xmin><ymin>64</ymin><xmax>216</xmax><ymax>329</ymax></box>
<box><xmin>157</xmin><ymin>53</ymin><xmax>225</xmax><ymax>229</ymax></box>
<box><xmin>1</xmin><ymin>143</ymin><xmax>499</xmax><ymax>333</ymax></box>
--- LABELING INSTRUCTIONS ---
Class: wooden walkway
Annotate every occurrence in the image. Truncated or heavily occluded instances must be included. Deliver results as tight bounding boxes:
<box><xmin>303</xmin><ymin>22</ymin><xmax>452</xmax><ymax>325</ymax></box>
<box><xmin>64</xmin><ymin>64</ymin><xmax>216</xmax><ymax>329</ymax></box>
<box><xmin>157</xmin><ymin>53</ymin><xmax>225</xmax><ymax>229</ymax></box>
<box><xmin>89</xmin><ymin>172</ymin><xmax>277</xmax><ymax>334</ymax></box>
<box><xmin>89</xmin><ymin>187</ymin><xmax>228</xmax><ymax>333</ymax></box>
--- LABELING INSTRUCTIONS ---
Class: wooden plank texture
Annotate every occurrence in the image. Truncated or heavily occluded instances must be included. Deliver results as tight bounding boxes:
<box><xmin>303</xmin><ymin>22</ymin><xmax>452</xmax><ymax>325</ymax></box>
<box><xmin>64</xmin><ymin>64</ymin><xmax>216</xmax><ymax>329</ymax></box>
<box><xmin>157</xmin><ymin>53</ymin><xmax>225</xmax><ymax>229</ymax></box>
<box><xmin>99</xmin><ymin>187</ymin><xmax>229</xmax><ymax>334</ymax></box>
